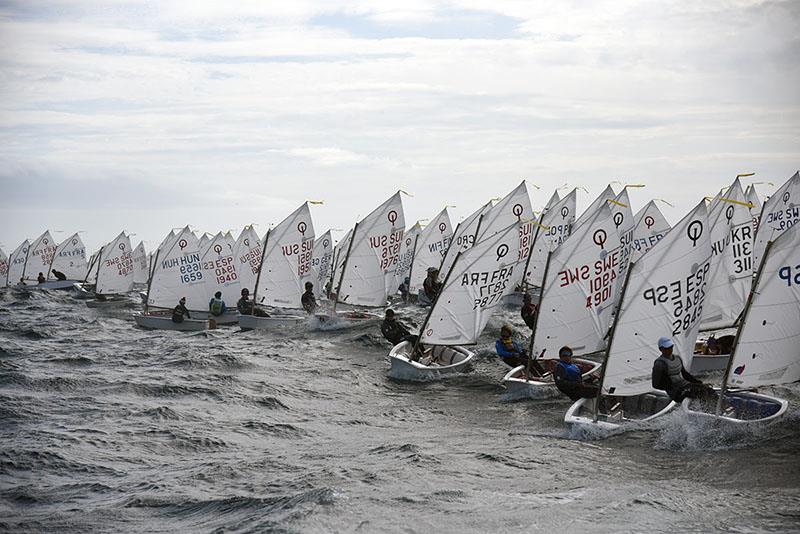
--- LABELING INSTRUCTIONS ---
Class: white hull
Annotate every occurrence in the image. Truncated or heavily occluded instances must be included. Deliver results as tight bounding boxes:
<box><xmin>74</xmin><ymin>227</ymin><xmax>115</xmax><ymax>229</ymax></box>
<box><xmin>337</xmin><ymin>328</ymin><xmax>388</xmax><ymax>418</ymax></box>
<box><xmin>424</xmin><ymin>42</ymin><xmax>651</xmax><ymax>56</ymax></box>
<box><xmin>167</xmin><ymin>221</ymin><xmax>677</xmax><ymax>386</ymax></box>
<box><xmin>681</xmin><ymin>389</ymin><xmax>788</xmax><ymax>426</ymax></box>
<box><xmin>564</xmin><ymin>392</ymin><xmax>677</xmax><ymax>431</ymax></box>
<box><xmin>203</xmin><ymin>310</ymin><xmax>240</xmax><ymax>325</ymax></box>
<box><xmin>388</xmin><ymin>340</ymin><xmax>474</xmax><ymax>381</ymax></box>
<box><xmin>28</xmin><ymin>280</ymin><xmax>81</xmax><ymax>290</ymax></box>
<box><xmin>238</xmin><ymin>314</ymin><xmax>306</xmax><ymax>330</ymax></box>
<box><xmin>502</xmin><ymin>358</ymin><xmax>601</xmax><ymax>399</ymax></box>
<box><xmin>134</xmin><ymin>313</ymin><xmax>208</xmax><ymax>331</ymax></box>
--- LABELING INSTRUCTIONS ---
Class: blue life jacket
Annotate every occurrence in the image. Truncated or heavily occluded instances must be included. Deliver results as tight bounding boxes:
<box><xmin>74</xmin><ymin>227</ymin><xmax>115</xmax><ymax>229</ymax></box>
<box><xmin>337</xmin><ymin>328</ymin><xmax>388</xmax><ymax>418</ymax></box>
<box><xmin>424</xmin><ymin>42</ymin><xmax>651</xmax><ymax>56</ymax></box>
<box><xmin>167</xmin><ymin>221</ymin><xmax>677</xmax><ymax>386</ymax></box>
<box><xmin>556</xmin><ymin>360</ymin><xmax>581</xmax><ymax>383</ymax></box>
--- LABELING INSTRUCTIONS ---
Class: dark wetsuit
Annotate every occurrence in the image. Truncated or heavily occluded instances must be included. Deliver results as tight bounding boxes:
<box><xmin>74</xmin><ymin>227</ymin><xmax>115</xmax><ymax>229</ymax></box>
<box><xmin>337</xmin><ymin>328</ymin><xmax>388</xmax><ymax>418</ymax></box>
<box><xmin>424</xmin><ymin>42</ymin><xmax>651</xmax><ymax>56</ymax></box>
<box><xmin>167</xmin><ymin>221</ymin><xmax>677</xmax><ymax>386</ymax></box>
<box><xmin>301</xmin><ymin>290</ymin><xmax>317</xmax><ymax>314</ymax></box>
<box><xmin>172</xmin><ymin>302</ymin><xmax>190</xmax><ymax>323</ymax></box>
<box><xmin>423</xmin><ymin>276</ymin><xmax>442</xmax><ymax>301</ymax></box>
<box><xmin>52</xmin><ymin>270</ymin><xmax>67</xmax><ymax>281</ymax></box>
<box><xmin>237</xmin><ymin>296</ymin><xmax>254</xmax><ymax>315</ymax></box>
<box><xmin>495</xmin><ymin>339</ymin><xmax>545</xmax><ymax>374</ymax></box>
<box><xmin>652</xmin><ymin>354</ymin><xmax>713</xmax><ymax>402</ymax></box>
<box><xmin>521</xmin><ymin>302</ymin><xmax>536</xmax><ymax>330</ymax></box>
<box><xmin>381</xmin><ymin>318</ymin><xmax>417</xmax><ymax>345</ymax></box>
<box><xmin>554</xmin><ymin>360</ymin><xmax>598</xmax><ymax>400</ymax></box>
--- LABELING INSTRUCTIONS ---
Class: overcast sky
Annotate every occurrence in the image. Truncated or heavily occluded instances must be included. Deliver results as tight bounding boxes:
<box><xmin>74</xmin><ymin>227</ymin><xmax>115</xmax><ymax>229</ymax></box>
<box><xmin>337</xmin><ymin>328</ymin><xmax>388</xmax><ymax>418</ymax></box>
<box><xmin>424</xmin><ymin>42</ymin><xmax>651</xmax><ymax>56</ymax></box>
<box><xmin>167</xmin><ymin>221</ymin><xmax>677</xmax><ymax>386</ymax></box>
<box><xmin>1</xmin><ymin>0</ymin><xmax>798</xmax><ymax>253</ymax></box>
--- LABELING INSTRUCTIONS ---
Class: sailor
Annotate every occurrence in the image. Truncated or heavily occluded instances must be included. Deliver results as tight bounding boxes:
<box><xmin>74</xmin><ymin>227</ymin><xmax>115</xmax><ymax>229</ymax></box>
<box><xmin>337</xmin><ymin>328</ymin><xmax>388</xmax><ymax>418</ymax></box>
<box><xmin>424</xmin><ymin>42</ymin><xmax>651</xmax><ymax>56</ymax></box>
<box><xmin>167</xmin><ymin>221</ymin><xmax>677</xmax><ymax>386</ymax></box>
<box><xmin>652</xmin><ymin>337</ymin><xmax>715</xmax><ymax>403</ymax></box>
<box><xmin>37</xmin><ymin>272</ymin><xmax>45</xmax><ymax>284</ymax></box>
<box><xmin>495</xmin><ymin>325</ymin><xmax>545</xmax><ymax>374</ymax></box>
<box><xmin>301</xmin><ymin>281</ymin><xmax>317</xmax><ymax>313</ymax></box>
<box><xmin>380</xmin><ymin>309</ymin><xmax>417</xmax><ymax>345</ymax></box>
<box><xmin>422</xmin><ymin>267</ymin><xmax>442</xmax><ymax>301</ymax></box>
<box><xmin>520</xmin><ymin>293</ymin><xmax>536</xmax><ymax>330</ymax></box>
<box><xmin>172</xmin><ymin>297</ymin><xmax>190</xmax><ymax>323</ymax></box>
<box><xmin>554</xmin><ymin>346</ymin><xmax>599</xmax><ymax>400</ymax></box>
<box><xmin>208</xmin><ymin>291</ymin><xmax>226</xmax><ymax>317</ymax></box>
<box><xmin>237</xmin><ymin>287</ymin><xmax>269</xmax><ymax>317</ymax></box>
<box><xmin>398</xmin><ymin>276</ymin><xmax>411</xmax><ymax>303</ymax></box>
<box><xmin>51</xmin><ymin>269</ymin><xmax>67</xmax><ymax>281</ymax></box>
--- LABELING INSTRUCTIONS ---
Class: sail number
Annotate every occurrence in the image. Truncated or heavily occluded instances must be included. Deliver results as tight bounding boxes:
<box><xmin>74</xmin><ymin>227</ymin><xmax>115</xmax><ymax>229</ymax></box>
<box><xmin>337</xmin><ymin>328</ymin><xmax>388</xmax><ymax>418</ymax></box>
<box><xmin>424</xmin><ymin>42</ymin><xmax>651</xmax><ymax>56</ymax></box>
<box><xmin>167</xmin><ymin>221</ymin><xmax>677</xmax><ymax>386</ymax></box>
<box><xmin>462</xmin><ymin>266</ymin><xmax>515</xmax><ymax>310</ymax></box>
<box><xmin>778</xmin><ymin>265</ymin><xmax>800</xmax><ymax>286</ymax></box>
<box><xmin>179</xmin><ymin>262</ymin><xmax>203</xmax><ymax>283</ymax></box>
<box><xmin>641</xmin><ymin>259</ymin><xmax>711</xmax><ymax>336</ymax></box>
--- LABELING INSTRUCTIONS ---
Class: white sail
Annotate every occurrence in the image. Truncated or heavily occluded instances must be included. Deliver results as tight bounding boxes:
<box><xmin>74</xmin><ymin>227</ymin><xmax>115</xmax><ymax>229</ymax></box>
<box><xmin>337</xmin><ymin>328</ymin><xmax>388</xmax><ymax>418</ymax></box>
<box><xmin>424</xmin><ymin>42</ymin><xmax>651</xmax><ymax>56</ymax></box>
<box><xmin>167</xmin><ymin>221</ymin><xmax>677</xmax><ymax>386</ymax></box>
<box><xmin>23</xmin><ymin>231</ymin><xmax>57</xmax><ymax>282</ymax></box>
<box><xmin>752</xmin><ymin>171</ymin><xmax>799</xmax><ymax>269</ymax></box>
<box><xmin>336</xmin><ymin>192</ymin><xmax>404</xmax><ymax>307</ymax></box>
<box><xmin>233</xmin><ymin>225</ymin><xmax>262</xmax><ymax>294</ymax></box>
<box><xmin>630</xmin><ymin>201</ymin><xmax>671</xmax><ymax>262</ymax></box>
<box><xmin>0</xmin><ymin>249</ymin><xmax>8</xmax><ymax>288</ymax></box>
<box><xmin>256</xmin><ymin>203</ymin><xmax>315</xmax><ymax>308</ymax></box>
<box><xmin>409</xmin><ymin>208</ymin><xmax>454</xmax><ymax>293</ymax></box>
<box><xmin>573</xmin><ymin>185</ymin><xmax>616</xmax><ymax>231</ymax></box>
<box><xmin>420</xmin><ymin>221</ymin><xmax>526</xmax><ymax>345</ymax></box>
<box><xmin>475</xmin><ymin>181</ymin><xmax>533</xmax><ymax>241</ymax></box>
<box><xmin>601</xmin><ymin>201</ymin><xmax>711</xmax><ymax>396</ymax></box>
<box><xmin>311</xmin><ymin>230</ymin><xmax>333</xmax><ymax>298</ymax></box>
<box><xmin>525</xmin><ymin>189</ymin><xmax>577</xmax><ymax>287</ymax></box>
<box><xmin>50</xmin><ymin>233</ymin><xmax>87</xmax><ymax>280</ymax></box>
<box><xmin>331</xmin><ymin>227</ymin><xmax>353</xmax><ymax>294</ymax></box>
<box><xmin>132</xmin><ymin>241</ymin><xmax>148</xmax><ymax>284</ymax></box>
<box><xmin>392</xmin><ymin>222</ymin><xmax>422</xmax><ymax>294</ymax></box>
<box><xmin>533</xmin><ymin>203</ymin><xmax>621</xmax><ymax>357</ymax></box>
<box><xmin>7</xmin><ymin>240</ymin><xmax>30</xmax><ymax>285</ymax></box>
<box><xmin>726</xmin><ymin>223</ymin><xmax>800</xmax><ymax>389</ymax></box>
<box><xmin>701</xmin><ymin>178</ymin><xmax>754</xmax><ymax>329</ymax></box>
<box><xmin>201</xmin><ymin>231</ymin><xmax>240</xmax><ymax>305</ymax></box>
<box><xmin>148</xmin><ymin>227</ymin><xmax>206</xmax><ymax>310</ymax></box>
<box><xmin>158</xmin><ymin>230</ymin><xmax>177</xmax><ymax>253</ymax></box>
<box><xmin>96</xmin><ymin>232</ymin><xmax>134</xmax><ymax>295</ymax></box>
<box><xmin>198</xmin><ymin>233</ymin><xmax>212</xmax><ymax>255</ymax></box>
<box><xmin>85</xmin><ymin>251</ymin><xmax>99</xmax><ymax>283</ymax></box>
<box><xmin>745</xmin><ymin>183</ymin><xmax>762</xmax><ymax>233</ymax></box>
<box><xmin>439</xmin><ymin>200</ymin><xmax>493</xmax><ymax>277</ymax></box>
<box><xmin>610</xmin><ymin>188</ymin><xmax>635</xmax><ymax>284</ymax></box>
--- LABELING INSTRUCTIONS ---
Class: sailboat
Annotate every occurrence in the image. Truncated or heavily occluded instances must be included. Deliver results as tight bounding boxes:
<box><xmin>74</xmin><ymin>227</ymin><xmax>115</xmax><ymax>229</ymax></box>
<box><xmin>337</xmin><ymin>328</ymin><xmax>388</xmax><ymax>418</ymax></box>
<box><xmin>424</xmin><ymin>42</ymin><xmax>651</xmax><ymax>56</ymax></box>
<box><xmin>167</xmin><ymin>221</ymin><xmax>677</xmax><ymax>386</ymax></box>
<box><xmin>389</xmin><ymin>220</ymin><xmax>526</xmax><ymax>380</ymax></box>
<box><xmin>522</xmin><ymin>189</ymin><xmax>576</xmax><ymax>291</ymax></box>
<box><xmin>134</xmin><ymin>227</ymin><xmax>209</xmax><ymax>331</ymax></box>
<box><xmin>682</xmin><ymin>223</ymin><xmax>797</xmax><ymax>425</ymax></box>
<box><xmin>405</xmin><ymin>208</ymin><xmax>453</xmax><ymax>303</ymax></box>
<box><xmin>132</xmin><ymin>241</ymin><xmax>149</xmax><ymax>286</ymax></box>
<box><xmin>0</xmin><ymin>248</ymin><xmax>8</xmax><ymax>288</ymax></box>
<box><xmin>239</xmin><ymin>203</ymin><xmax>314</xmax><ymax>330</ymax></box>
<box><xmin>39</xmin><ymin>233</ymin><xmax>88</xmax><ymax>290</ymax></box>
<box><xmin>502</xmin><ymin>202</ymin><xmax>618</xmax><ymax>396</ymax></box>
<box><xmin>233</xmin><ymin>225</ymin><xmax>262</xmax><ymax>295</ymax></box>
<box><xmin>322</xmin><ymin>192</ymin><xmax>405</xmax><ymax>326</ymax></box>
<box><xmin>7</xmin><ymin>240</ymin><xmax>30</xmax><ymax>287</ymax></box>
<box><xmin>21</xmin><ymin>231</ymin><xmax>58</xmax><ymax>285</ymax></box>
<box><xmin>198</xmin><ymin>231</ymin><xmax>240</xmax><ymax>325</ymax></box>
<box><xmin>565</xmin><ymin>200</ymin><xmax>712</xmax><ymax>430</ymax></box>
<box><xmin>86</xmin><ymin>231</ymin><xmax>134</xmax><ymax>303</ymax></box>
<box><xmin>311</xmin><ymin>230</ymin><xmax>333</xmax><ymax>301</ymax></box>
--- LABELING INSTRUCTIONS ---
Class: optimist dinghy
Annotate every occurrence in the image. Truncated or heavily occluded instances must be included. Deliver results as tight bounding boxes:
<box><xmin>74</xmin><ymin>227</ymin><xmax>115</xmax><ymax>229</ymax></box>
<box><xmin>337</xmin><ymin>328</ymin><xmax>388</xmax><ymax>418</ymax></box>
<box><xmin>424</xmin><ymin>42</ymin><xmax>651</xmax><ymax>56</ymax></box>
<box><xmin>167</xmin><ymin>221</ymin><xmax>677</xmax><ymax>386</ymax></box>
<box><xmin>38</xmin><ymin>233</ymin><xmax>89</xmax><ymax>290</ymax></box>
<box><xmin>503</xmin><ymin>358</ymin><xmax>601</xmax><ymax>399</ymax></box>
<box><xmin>565</xmin><ymin>200</ymin><xmax>712</xmax><ymax>431</ymax></box>
<box><xmin>134</xmin><ymin>227</ymin><xmax>209</xmax><ymax>331</ymax></box>
<box><xmin>390</xmin><ymin>219</ymin><xmax>527</xmax><ymax>381</ymax></box>
<box><xmin>682</xmin><ymin>214</ymin><xmax>799</xmax><ymax>426</ymax></box>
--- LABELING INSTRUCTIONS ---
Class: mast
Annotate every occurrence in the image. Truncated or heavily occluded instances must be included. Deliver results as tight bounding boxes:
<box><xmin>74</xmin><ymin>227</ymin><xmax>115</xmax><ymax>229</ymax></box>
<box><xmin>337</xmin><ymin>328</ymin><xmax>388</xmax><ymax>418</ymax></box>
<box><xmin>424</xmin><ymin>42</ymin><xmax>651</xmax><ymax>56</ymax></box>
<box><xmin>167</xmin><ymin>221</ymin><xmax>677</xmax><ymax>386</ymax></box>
<box><xmin>143</xmin><ymin>249</ymin><xmax>160</xmax><ymax>315</ymax></box>
<box><xmin>94</xmin><ymin>246</ymin><xmax>105</xmax><ymax>294</ymax></box>
<box><xmin>525</xmin><ymin>250</ymin><xmax>553</xmax><ymax>378</ymax></box>
<box><xmin>521</xmin><ymin>217</ymin><xmax>545</xmax><ymax>290</ymax></box>
<box><xmin>252</xmin><ymin>229</ymin><xmax>272</xmax><ymax>306</ymax></box>
<box><xmin>20</xmin><ymin>242</ymin><xmax>31</xmax><ymax>282</ymax></box>
<box><xmin>714</xmin><ymin>239</ymin><xmax>774</xmax><ymax>416</ymax></box>
<box><xmin>592</xmin><ymin>258</ymin><xmax>636</xmax><ymax>422</ymax></box>
<box><xmin>46</xmin><ymin>238</ymin><xmax>62</xmax><ymax>280</ymax></box>
<box><xmin>332</xmin><ymin>222</ymin><xmax>359</xmax><ymax>313</ymax></box>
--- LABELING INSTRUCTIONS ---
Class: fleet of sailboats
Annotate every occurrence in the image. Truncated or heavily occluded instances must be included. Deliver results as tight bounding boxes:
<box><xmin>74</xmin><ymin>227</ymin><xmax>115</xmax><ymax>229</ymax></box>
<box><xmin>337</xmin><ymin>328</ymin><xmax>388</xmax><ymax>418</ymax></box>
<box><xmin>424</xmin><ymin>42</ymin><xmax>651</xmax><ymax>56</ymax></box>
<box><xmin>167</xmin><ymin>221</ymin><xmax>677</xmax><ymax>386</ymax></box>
<box><xmin>3</xmin><ymin>171</ymin><xmax>799</xmax><ymax>435</ymax></box>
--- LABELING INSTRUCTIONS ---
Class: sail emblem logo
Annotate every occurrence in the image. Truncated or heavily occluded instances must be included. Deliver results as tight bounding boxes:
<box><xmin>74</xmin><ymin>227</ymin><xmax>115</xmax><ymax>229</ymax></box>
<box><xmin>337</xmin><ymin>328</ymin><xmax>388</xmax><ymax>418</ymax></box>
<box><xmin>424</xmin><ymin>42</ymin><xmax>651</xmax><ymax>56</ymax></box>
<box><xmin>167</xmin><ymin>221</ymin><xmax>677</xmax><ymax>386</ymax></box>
<box><xmin>495</xmin><ymin>244</ymin><xmax>509</xmax><ymax>262</ymax></box>
<box><xmin>593</xmin><ymin>229</ymin><xmax>607</xmax><ymax>249</ymax></box>
<box><xmin>243</xmin><ymin>238</ymin><xmax>250</xmax><ymax>247</ymax></box>
<box><xmin>297</xmin><ymin>222</ymin><xmax>307</xmax><ymax>235</ymax></box>
<box><xmin>561</xmin><ymin>207</ymin><xmax>569</xmax><ymax>219</ymax></box>
<box><xmin>687</xmin><ymin>220</ymin><xmax>703</xmax><ymax>247</ymax></box>
<box><xmin>725</xmin><ymin>205</ymin><xmax>734</xmax><ymax>223</ymax></box>
<box><xmin>43</xmin><ymin>238</ymin><xmax>49</xmax><ymax>245</ymax></box>
<box><xmin>783</xmin><ymin>192</ymin><xmax>791</xmax><ymax>204</ymax></box>
<box><xmin>72</xmin><ymin>238</ymin><xmax>78</xmax><ymax>246</ymax></box>
<box><xmin>512</xmin><ymin>204</ymin><xmax>524</xmax><ymax>217</ymax></box>
<box><xmin>405</xmin><ymin>238</ymin><xmax>411</xmax><ymax>247</ymax></box>
<box><xmin>323</xmin><ymin>239</ymin><xmax>329</xmax><ymax>248</ymax></box>
<box><xmin>438</xmin><ymin>222</ymin><xmax>447</xmax><ymax>233</ymax></box>
<box><xmin>426</xmin><ymin>328</ymin><xmax>433</xmax><ymax>337</ymax></box>
<box><xmin>178</xmin><ymin>239</ymin><xmax>188</xmax><ymax>250</ymax></box>
<box><xmin>613</xmin><ymin>212</ymin><xmax>624</xmax><ymax>228</ymax></box>
<box><xmin>644</xmin><ymin>215</ymin><xmax>655</xmax><ymax>229</ymax></box>
<box><xmin>118</xmin><ymin>243</ymin><xmax>125</xmax><ymax>251</ymax></box>
<box><xmin>214</xmin><ymin>244</ymin><xmax>223</xmax><ymax>254</ymax></box>
<box><xmin>387</xmin><ymin>210</ymin><xmax>398</xmax><ymax>225</ymax></box>
<box><xmin>733</xmin><ymin>364</ymin><xmax>746</xmax><ymax>375</ymax></box>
